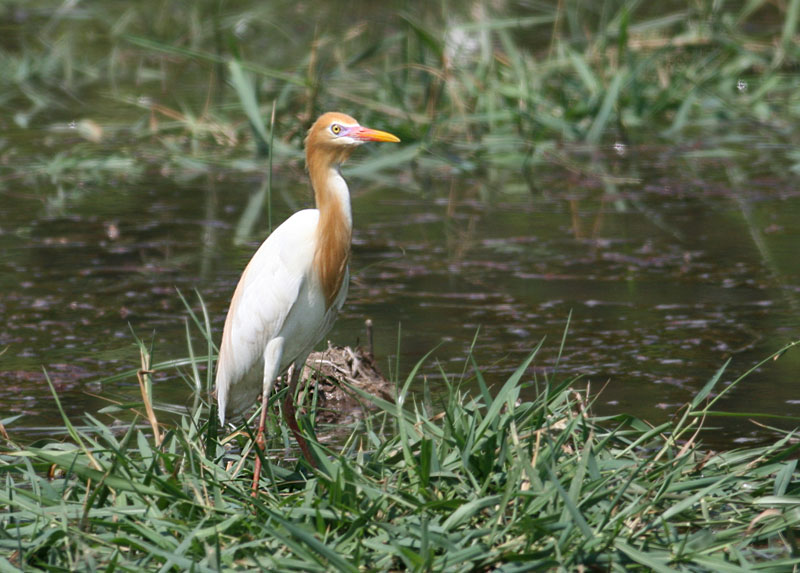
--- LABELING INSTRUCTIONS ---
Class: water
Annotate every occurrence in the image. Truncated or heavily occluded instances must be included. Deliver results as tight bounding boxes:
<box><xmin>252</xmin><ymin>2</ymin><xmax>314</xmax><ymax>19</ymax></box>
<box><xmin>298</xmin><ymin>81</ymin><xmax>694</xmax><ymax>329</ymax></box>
<box><xmin>1</xmin><ymin>3</ymin><xmax>798</xmax><ymax>450</ymax></box>
<box><xmin>2</xmin><ymin>135</ymin><xmax>798</xmax><ymax>448</ymax></box>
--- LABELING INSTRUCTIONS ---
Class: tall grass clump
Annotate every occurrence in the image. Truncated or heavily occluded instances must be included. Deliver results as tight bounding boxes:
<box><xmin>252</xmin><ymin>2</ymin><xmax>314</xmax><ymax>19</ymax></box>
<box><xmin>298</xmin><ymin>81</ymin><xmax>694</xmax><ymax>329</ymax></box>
<box><xmin>2</xmin><ymin>327</ymin><xmax>799</xmax><ymax>570</ymax></box>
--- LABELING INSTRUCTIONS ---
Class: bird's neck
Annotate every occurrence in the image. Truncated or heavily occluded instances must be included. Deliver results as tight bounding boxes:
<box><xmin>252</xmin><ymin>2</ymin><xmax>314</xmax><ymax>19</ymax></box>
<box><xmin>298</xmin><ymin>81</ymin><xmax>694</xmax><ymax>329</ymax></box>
<box><xmin>308</xmin><ymin>153</ymin><xmax>353</xmax><ymax>308</ymax></box>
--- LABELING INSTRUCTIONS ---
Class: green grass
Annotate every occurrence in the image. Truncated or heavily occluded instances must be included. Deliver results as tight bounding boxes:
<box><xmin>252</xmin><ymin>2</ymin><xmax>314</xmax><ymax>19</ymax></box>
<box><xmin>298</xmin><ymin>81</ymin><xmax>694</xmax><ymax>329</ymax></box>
<box><xmin>2</xmin><ymin>310</ymin><xmax>800</xmax><ymax>570</ymax></box>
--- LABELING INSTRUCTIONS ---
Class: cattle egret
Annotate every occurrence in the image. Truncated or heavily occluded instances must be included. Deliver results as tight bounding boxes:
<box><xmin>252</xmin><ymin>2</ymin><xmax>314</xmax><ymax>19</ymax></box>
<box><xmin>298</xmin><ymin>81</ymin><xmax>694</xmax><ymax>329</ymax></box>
<box><xmin>215</xmin><ymin>112</ymin><xmax>400</xmax><ymax>483</ymax></box>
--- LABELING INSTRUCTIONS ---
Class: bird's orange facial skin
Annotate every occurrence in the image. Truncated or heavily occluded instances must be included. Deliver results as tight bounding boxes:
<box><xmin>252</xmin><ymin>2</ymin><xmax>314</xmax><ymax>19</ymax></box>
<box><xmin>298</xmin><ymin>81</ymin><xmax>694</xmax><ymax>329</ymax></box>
<box><xmin>347</xmin><ymin>126</ymin><xmax>401</xmax><ymax>143</ymax></box>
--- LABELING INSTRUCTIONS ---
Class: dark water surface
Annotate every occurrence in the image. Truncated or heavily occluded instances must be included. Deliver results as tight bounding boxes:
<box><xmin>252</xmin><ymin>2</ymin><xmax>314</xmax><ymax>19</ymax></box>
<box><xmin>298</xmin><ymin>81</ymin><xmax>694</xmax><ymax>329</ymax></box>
<box><xmin>1</xmin><ymin>3</ymin><xmax>798</xmax><ymax>450</ymax></box>
<box><xmin>3</xmin><ymin>137</ymin><xmax>798</xmax><ymax>449</ymax></box>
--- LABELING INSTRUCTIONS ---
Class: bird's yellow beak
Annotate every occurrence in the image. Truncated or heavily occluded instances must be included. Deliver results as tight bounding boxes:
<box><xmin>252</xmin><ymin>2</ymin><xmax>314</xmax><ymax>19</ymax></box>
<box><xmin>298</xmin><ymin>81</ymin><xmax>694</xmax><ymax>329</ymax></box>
<box><xmin>349</xmin><ymin>126</ymin><xmax>401</xmax><ymax>143</ymax></box>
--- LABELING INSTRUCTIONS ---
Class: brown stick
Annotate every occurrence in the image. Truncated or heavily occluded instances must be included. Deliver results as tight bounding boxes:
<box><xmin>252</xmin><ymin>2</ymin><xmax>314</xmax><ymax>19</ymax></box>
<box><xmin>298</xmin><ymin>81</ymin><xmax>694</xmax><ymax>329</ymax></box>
<box><xmin>365</xmin><ymin>318</ymin><xmax>374</xmax><ymax>358</ymax></box>
<box><xmin>136</xmin><ymin>366</ymin><xmax>161</xmax><ymax>448</ymax></box>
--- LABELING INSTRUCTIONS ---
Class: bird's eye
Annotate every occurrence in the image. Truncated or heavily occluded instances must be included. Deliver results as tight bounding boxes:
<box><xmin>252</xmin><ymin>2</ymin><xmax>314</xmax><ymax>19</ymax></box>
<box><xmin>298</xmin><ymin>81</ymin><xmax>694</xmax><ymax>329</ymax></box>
<box><xmin>331</xmin><ymin>124</ymin><xmax>341</xmax><ymax>135</ymax></box>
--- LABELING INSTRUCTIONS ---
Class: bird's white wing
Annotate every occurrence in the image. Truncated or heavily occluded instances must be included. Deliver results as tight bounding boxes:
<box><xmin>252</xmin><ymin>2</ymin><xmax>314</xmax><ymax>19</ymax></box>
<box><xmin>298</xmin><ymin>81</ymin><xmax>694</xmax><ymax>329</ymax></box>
<box><xmin>215</xmin><ymin>209</ymin><xmax>320</xmax><ymax>422</ymax></box>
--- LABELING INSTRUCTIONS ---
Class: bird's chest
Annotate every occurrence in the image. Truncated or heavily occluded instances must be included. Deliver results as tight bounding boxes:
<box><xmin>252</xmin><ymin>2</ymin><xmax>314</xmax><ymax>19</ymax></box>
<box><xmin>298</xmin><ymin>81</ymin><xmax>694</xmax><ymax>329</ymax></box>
<box><xmin>279</xmin><ymin>266</ymin><xmax>349</xmax><ymax>367</ymax></box>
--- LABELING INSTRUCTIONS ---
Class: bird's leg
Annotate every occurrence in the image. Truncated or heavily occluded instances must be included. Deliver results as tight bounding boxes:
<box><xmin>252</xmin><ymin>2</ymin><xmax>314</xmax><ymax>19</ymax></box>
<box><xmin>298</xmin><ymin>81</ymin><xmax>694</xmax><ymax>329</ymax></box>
<box><xmin>282</xmin><ymin>363</ymin><xmax>317</xmax><ymax>468</ymax></box>
<box><xmin>251</xmin><ymin>380</ymin><xmax>272</xmax><ymax>495</ymax></box>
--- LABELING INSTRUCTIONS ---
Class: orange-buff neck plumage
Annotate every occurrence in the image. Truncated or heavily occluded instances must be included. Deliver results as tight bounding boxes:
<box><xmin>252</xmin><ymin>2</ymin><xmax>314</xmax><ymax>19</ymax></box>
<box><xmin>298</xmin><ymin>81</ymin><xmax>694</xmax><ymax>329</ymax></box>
<box><xmin>306</xmin><ymin>113</ymin><xmax>357</xmax><ymax>308</ymax></box>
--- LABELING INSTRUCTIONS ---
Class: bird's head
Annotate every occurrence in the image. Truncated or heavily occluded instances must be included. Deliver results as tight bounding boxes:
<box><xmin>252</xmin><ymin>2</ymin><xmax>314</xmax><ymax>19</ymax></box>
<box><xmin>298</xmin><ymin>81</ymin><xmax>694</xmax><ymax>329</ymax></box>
<box><xmin>305</xmin><ymin>112</ymin><xmax>400</xmax><ymax>165</ymax></box>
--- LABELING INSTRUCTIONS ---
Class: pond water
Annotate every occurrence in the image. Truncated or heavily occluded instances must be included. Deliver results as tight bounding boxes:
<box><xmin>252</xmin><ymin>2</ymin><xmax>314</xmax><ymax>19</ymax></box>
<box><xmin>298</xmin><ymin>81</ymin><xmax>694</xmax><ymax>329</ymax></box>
<box><xmin>1</xmin><ymin>2</ymin><xmax>798</xmax><ymax>450</ymax></box>
<box><xmin>3</xmin><ymin>135</ymin><xmax>798</xmax><ymax>449</ymax></box>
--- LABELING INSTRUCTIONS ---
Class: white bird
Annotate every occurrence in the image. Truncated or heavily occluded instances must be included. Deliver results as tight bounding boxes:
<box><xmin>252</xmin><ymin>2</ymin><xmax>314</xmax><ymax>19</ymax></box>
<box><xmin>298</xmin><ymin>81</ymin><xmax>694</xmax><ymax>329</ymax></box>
<box><xmin>215</xmin><ymin>112</ymin><xmax>400</xmax><ymax>478</ymax></box>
